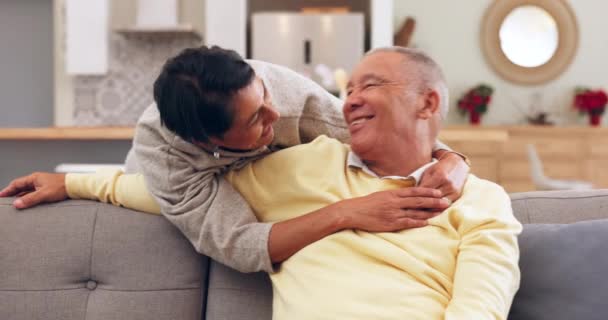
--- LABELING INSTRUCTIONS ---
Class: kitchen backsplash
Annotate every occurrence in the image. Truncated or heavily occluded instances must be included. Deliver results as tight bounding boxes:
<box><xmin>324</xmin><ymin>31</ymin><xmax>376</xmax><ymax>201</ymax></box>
<box><xmin>72</xmin><ymin>33</ymin><xmax>200</xmax><ymax>126</ymax></box>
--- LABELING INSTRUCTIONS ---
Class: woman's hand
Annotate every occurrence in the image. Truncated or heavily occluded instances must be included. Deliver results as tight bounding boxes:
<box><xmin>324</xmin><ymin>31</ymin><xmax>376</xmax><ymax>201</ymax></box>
<box><xmin>334</xmin><ymin>187</ymin><xmax>451</xmax><ymax>232</ymax></box>
<box><xmin>0</xmin><ymin>172</ymin><xmax>68</xmax><ymax>209</ymax></box>
<box><xmin>420</xmin><ymin>153</ymin><xmax>470</xmax><ymax>202</ymax></box>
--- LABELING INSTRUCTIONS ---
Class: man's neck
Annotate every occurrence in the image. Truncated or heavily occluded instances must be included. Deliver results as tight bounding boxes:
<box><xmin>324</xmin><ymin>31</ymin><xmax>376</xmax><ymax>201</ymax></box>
<box><xmin>363</xmin><ymin>142</ymin><xmax>433</xmax><ymax>178</ymax></box>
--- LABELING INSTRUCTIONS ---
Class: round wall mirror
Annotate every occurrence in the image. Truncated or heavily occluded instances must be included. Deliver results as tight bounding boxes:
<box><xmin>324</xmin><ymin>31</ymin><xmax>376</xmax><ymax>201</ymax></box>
<box><xmin>500</xmin><ymin>5</ymin><xmax>558</xmax><ymax>67</ymax></box>
<box><xmin>481</xmin><ymin>0</ymin><xmax>578</xmax><ymax>85</ymax></box>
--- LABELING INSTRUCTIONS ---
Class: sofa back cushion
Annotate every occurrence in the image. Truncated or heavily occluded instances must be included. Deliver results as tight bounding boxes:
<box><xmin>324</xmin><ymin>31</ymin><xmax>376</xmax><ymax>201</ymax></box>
<box><xmin>205</xmin><ymin>262</ymin><xmax>272</xmax><ymax>320</ymax></box>
<box><xmin>0</xmin><ymin>199</ymin><xmax>207</xmax><ymax>320</ymax></box>
<box><xmin>509</xmin><ymin>220</ymin><xmax>608</xmax><ymax>320</ymax></box>
<box><xmin>510</xmin><ymin>189</ymin><xmax>608</xmax><ymax>223</ymax></box>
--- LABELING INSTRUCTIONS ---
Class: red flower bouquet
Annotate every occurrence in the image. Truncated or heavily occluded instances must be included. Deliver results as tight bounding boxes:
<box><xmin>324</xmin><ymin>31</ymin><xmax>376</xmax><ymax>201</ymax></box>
<box><xmin>573</xmin><ymin>88</ymin><xmax>607</xmax><ymax>126</ymax></box>
<box><xmin>458</xmin><ymin>84</ymin><xmax>494</xmax><ymax>125</ymax></box>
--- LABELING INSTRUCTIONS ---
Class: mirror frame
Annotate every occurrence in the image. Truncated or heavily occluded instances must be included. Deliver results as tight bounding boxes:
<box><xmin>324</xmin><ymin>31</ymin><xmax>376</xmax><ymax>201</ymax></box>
<box><xmin>481</xmin><ymin>0</ymin><xmax>578</xmax><ymax>85</ymax></box>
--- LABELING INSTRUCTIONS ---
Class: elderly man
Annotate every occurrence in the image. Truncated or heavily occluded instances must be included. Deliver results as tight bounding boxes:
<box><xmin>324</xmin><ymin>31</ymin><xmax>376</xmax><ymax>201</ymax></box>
<box><xmin>217</xmin><ymin>48</ymin><xmax>522</xmax><ymax>319</ymax></box>
<box><xmin>6</xmin><ymin>47</ymin><xmax>521</xmax><ymax>319</ymax></box>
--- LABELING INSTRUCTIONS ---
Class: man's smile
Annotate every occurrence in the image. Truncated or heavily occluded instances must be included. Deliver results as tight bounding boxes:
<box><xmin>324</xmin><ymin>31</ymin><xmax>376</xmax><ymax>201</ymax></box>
<box><xmin>348</xmin><ymin>115</ymin><xmax>375</xmax><ymax>132</ymax></box>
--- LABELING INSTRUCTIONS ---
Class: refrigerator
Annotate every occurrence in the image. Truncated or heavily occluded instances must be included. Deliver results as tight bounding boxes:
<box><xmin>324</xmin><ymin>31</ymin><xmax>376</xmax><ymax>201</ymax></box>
<box><xmin>252</xmin><ymin>12</ymin><xmax>365</xmax><ymax>92</ymax></box>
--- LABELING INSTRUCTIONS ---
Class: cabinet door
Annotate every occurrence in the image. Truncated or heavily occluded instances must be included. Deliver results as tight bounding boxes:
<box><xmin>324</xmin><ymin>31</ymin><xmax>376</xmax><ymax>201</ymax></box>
<box><xmin>502</xmin><ymin>137</ymin><xmax>582</xmax><ymax>159</ymax></box>
<box><xmin>585</xmin><ymin>159</ymin><xmax>608</xmax><ymax>188</ymax></box>
<box><xmin>470</xmin><ymin>158</ymin><xmax>498</xmax><ymax>182</ymax></box>
<box><xmin>502</xmin><ymin>181</ymin><xmax>536</xmax><ymax>193</ymax></box>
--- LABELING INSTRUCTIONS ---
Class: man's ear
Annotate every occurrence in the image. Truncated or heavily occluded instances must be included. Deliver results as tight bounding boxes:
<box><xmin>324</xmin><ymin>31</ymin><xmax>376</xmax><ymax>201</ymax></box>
<box><xmin>417</xmin><ymin>90</ymin><xmax>440</xmax><ymax>119</ymax></box>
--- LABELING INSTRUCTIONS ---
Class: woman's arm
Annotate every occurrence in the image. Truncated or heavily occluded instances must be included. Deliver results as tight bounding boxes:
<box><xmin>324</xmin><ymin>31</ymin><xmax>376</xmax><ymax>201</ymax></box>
<box><xmin>0</xmin><ymin>170</ymin><xmax>449</xmax><ymax>266</ymax></box>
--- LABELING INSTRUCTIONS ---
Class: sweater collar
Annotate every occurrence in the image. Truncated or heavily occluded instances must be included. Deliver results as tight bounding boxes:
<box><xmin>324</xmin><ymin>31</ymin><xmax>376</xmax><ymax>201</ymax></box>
<box><xmin>347</xmin><ymin>152</ymin><xmax>437</xmax><ymax>185</ymax></box>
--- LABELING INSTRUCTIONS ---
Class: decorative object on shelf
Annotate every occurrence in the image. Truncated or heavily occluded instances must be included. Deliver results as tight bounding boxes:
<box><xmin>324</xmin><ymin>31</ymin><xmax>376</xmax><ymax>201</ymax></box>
<box><xmin>458</xmin><ymin>84</ymin><xmax>494</xmax><ymax>125</ymax></box>
<box><xmin>526</xmin><ymin>112</ymin><xmax>555</xmax><ymax>126</ymax></box>
<box><xmin>511</xmin><ymin>92</ymin><xmax>556</xmax><ymax>125</ymax></box>
<box><xmin>573</xmin><ymin>87</ymin><xmax>607</xmax><ymax>126</ymax></box>
<box><xmin>394</xmin><ymin>17</ymin><xmax>416</xmax><ymax>47</ymax></box>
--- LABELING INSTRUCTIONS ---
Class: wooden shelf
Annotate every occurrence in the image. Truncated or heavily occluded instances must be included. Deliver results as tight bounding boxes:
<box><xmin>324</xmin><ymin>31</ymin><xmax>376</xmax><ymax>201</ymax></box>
<box><xmin>434</xmin><ymin>125</ymin><xmax>608</xmax><ymax>193</ymax></box>
<box><xmin>115</xmin><ymin>24</ymin><xmax>201</xmax><ymax>39</ymax></box>
<box><xmin>439</xmin><ymin>128</ymin><xmax>509</xmax><ymax>142</ymax></box>
<box><xmin>0</xmin><ymin>127</ymin><xmax>134</xmax><ymax>140</ymax></box>
<box><xmin>1</xmin><ymin>125</ymin><xmax>603</xmax><ymax>141</ymax></box>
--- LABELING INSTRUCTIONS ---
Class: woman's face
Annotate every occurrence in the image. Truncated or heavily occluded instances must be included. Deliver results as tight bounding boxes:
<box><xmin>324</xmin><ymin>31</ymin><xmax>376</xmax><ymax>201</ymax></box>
<box><xmin>209</xmin><ymin>77</ymin><xmax>280</xmax><ymax>151</ymax></box>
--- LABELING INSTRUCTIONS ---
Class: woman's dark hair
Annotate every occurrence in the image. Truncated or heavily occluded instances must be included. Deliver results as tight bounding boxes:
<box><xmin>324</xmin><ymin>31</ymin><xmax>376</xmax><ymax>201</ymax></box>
<box><xmin>153</xmin><ymin>46</ymin><xmax>255</xmax><ymax>142</ymax></box>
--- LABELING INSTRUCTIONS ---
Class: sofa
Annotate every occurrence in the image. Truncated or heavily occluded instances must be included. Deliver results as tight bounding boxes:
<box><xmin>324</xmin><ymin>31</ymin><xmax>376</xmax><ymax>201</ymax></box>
<box><xmin>2</xmin><ymin>189</ymin><xmax>608</xmax><ymax>320</ymax></box>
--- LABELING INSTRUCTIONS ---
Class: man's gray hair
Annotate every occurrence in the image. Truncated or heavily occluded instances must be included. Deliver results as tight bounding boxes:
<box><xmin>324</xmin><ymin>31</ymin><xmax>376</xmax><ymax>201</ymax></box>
<box><xmin>366</xmin><ymin>47</ymin><xmax>449</xmax><ymax>118</ymax></box>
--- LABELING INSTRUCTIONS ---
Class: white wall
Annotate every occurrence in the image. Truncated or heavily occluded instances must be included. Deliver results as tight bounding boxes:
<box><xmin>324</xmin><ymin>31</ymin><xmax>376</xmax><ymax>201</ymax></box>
<box><xmin>1</xmin><ymin>0</ymin><xmax>54</xmax><ymax>127</ymax></box>
<box><xmin>394</xmin><ymin>0</ymin><xmax>608</xmax><ymax>125</ymax></box>
<box><xmin>204</xmin><ymin>0</ymin><xmax>247</xmax><ymax>56</ymax></box>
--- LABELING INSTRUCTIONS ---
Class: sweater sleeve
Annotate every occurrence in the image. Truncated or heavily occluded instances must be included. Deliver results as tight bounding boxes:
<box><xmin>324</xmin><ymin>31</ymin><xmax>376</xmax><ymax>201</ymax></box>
<box><xmin>66</xmin><ymin>170</ymin><xmax>161</xmax><ymax>215</ymax></box>
<box><xmin>296</xmin><ymin>88</ymin><xmax>350</xmax><ymax>144</ymax></box>
<box><xmin>133</xmin><ymin>105</ymin><xmax>274</xmax><ymax>273</ymax></box>
<box><xmin>444</xmin><ymin>178</ymin><xmax>522</xmax><ymax>320</ymax></box>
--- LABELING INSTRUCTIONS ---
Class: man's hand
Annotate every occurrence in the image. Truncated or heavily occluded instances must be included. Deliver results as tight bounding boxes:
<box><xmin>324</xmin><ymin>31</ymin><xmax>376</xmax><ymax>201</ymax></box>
<box><xmin>0</xmin><ymin>172</ymin><xmax>68</xmax><ymax>209</ymax></box>
<box><xmin>334</xmin><ymin>187</ymin><xmax>451</xmax><ymax>232</ymax></box>
<box><xmin>420</xmin><ymin>153</ymin><xmax>470</xmax><ymax>202</ymax></box>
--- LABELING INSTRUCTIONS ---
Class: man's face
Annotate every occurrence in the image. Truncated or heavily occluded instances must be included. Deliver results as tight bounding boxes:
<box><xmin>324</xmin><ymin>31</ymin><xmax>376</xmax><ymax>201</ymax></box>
<box><xmin>210</xmin><ymin>77</ymin><xmax>280</xmax><ymax>151</ymax></box>
<box><xmin>343</xmin><ymin>51</ymin><xmax>422</xmax><ymax>158</ymax></box>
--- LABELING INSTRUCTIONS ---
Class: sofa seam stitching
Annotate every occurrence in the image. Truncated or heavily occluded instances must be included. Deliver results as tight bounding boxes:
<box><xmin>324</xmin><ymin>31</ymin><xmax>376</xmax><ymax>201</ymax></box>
<box><xmin>89</xmin><ymin>206</ymin><xmax>99</xmax><ymax>281</ymax></box>
<box><xmin>83</xmin><ymin>205</ymin><xmax>99</xmax><ymax>320</ymax></box>
<box><xmin>0</xmin><ymin>203</ymin><xmax>100</xmax><ymax>208</ymax></box>
<box><xmin>93</xmin><ymin>287</ymin><xmax>201</xmax><ymax>292</ymax></box>
<box><xmin>511</xmin><ymin>194</ymin><xmax>608</xmax><ymax>201</ymax></box>
<box><xmin>0</xmin><ymin>287</ymin><xmax>200</xmax><ymax>292</ymax></box>
<box><xmin>524</xmin><ymin>199</ymin><xmax>531</xmax><ymax>224</ymax></box>
<box><xmin>208</xmin><ymin>287</ymin><xmax>267</xmax><ymax>292</ymax></box>
<box><xmin>200</xmin><ymin>258</ymin><xmax>211</xmax><ymax>319</ymax></box>
<box><xmin>0</xmin><ymin>287</ymin><xmax>86</xmax><ymax>292</ymax></box>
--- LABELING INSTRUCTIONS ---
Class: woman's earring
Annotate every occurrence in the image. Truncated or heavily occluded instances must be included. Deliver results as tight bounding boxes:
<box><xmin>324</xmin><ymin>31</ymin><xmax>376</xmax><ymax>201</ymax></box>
<box><xmin>213</xmin><ymin>146</ymin><xmax>220</xmax><ymax>159</ymax></box>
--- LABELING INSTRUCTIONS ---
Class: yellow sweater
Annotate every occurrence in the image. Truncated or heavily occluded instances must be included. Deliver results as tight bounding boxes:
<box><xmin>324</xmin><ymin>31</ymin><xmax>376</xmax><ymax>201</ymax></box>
<box><xmin>67</xmin><ymin>135</ymin><xmax>521</xmax><ymax>320</ymax></box>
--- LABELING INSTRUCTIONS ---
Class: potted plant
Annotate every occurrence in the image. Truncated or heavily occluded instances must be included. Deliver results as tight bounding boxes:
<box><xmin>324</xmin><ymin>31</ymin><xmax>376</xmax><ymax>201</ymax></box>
<box><xmin>573</xmin><ymin>87</ymin><xmax>608</xmax><ymax>126</ymax></box>
<box><xmin>458</xmin><ymin>84</ymin><xmax>494</xmax><ymax>125</ymax></box>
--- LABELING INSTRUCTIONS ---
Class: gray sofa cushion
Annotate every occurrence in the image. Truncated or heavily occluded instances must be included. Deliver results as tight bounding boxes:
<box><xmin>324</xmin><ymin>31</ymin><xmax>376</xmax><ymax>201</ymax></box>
<box><xmin>509</xmin><ymin>219</ymin><xmax>608</xmax><ymax>320</ymax></box>
<box><xmin>205</xmin><ymin>262</ymin><xmax>272</xmax><ymax>320</ymax></box>
<box><xmin>0</xmin><ymin>199</ymin><xmax>207</xmax><ymax>320</ymax></box>
<box><xmin>510</xmin><ymin>189</ymin><xmax>608</xmax><ymax>224</ymax></box>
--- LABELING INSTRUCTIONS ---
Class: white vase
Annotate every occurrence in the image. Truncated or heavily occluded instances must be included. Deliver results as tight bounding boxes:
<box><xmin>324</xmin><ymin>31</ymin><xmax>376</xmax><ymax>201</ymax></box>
<box><xmin>136</xmin><ymin>0</ymin><xmax>178</xmax><ymax>28</ymax></box>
